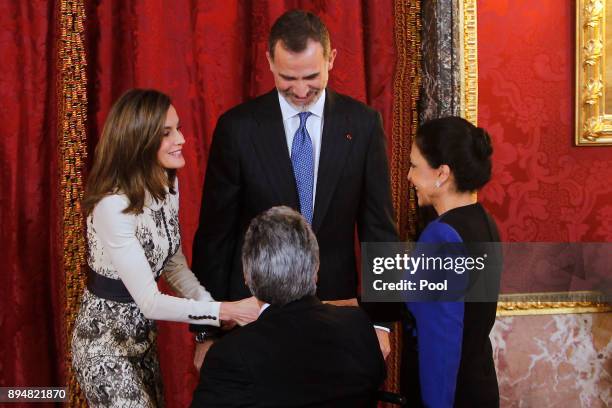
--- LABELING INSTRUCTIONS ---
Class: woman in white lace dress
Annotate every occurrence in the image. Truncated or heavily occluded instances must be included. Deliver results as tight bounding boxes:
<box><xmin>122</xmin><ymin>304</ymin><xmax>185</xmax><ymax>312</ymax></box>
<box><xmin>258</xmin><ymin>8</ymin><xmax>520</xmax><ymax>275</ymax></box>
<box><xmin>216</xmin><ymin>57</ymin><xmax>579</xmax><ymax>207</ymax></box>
<box><xmin>71</xmin><ymin>89</ymin><xmax>259</xmax><ymax>407</ymax></box>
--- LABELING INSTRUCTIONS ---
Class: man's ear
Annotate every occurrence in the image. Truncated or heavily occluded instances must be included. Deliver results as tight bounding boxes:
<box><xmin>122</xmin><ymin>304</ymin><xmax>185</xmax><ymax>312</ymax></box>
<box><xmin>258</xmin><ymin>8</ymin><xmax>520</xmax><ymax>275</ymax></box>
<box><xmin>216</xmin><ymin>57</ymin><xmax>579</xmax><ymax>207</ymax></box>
<box><xmin>266</xmin><ymin>51</ymin><xmax>274</xmax><ymax>71</ymax></box>
<box><xmin>328</xmin><ymin>48</ymin><xmax>337</xmax><ymax>71</ymax></box>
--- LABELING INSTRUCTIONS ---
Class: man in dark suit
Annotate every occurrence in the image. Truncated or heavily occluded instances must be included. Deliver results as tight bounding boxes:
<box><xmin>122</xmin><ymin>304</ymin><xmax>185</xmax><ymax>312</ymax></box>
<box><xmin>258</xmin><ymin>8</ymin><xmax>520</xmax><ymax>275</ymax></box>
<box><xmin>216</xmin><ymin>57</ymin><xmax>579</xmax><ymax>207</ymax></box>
<box><xmin>191</xmin><ymin>10</ymin><xmax>398</xmax><ymax>367</ymax></box>
<box><xmin>191</xmin><ymin>207</ymin><xmax>386</xmax><ymax>407</ymax></box>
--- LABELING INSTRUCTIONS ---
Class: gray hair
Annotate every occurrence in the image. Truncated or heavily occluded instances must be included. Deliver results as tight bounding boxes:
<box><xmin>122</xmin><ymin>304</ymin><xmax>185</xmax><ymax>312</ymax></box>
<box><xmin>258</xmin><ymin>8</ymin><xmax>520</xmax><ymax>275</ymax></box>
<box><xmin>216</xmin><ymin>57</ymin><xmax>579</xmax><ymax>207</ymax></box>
<box><xmin>242</xmin><ymin>206</ymin><xmax>319</xmax><ymax>306</ymax></box>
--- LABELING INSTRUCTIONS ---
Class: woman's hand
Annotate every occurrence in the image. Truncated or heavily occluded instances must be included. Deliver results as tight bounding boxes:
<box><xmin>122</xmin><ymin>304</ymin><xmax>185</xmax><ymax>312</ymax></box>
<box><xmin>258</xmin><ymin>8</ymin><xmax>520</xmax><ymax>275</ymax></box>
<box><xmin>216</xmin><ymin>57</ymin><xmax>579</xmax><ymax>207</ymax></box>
<box><xmin>219</xmin><ymin>296</ymin><xmax>259</xmax><ymax>326</ymax></box>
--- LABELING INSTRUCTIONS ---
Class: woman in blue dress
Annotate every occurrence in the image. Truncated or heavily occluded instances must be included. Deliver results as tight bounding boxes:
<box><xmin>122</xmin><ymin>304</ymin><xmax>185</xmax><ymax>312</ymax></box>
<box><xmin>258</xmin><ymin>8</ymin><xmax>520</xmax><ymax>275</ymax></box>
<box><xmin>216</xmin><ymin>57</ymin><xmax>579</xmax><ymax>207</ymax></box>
<box><xmin>402</xmin><ymin>116</ymin><xmax>500</xmax><ymax>407</ymax></box>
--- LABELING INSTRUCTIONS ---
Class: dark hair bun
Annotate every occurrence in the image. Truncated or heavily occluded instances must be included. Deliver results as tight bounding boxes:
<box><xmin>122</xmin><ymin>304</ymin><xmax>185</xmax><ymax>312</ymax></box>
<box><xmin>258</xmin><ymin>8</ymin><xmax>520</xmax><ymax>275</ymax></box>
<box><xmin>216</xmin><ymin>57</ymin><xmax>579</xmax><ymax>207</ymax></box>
<box><xmin>415</xmin><ymin>116</ymin><xmax>493</xmax><ymax>192</ymax></box>
<box><xmin>472</xmin><ymin>127</ymin><xmax>493</xmax><ymax>160</ymax></box>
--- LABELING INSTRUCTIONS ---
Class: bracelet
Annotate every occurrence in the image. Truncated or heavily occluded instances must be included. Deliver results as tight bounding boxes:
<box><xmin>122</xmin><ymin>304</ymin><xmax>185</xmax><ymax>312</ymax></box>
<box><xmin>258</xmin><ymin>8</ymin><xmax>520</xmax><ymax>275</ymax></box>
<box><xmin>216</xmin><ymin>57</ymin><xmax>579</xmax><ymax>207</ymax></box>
<box><xmin>194</xmin><ymin>331</ymin><xmax>210</xmax><ymax>344</ymax></box>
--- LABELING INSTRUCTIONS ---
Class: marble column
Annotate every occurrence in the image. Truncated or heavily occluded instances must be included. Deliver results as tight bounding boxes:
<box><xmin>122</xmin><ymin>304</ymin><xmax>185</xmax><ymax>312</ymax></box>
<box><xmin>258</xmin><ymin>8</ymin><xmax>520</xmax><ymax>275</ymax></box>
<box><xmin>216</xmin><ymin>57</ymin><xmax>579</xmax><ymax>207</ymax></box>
<box><xmin>419</xmin><ymin>0</ymin><xmax>462</xmax><ymax>122</ymax></box>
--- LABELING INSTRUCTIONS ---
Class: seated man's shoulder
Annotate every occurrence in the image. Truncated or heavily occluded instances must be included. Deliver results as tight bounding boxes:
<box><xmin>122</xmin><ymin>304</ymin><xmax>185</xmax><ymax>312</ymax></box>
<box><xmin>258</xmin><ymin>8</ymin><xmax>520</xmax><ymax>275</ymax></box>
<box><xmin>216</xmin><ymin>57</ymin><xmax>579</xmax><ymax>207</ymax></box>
<box><xmin>318</xmin><ymin>303</ymin><xmax>375</xmax><ymax>329</ymax></box>
<box><xmin>211</xmin><ymin>321</ymin><xmax>261</xmax><ymax>350</ymax></box>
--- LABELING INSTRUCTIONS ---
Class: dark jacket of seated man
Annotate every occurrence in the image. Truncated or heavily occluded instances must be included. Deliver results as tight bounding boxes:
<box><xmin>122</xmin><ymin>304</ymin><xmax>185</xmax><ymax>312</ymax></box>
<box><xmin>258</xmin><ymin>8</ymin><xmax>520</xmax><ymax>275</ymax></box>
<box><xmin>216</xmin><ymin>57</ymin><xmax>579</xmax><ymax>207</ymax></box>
<box><xmin>192</xmin><ymin>295</ymin><xmax>386</xmax><ymax>407</ymax></box>
<box><xmin>191</xmin><ymin>206</ymin><xmax>386</xmax><ymax>408</ymax></box>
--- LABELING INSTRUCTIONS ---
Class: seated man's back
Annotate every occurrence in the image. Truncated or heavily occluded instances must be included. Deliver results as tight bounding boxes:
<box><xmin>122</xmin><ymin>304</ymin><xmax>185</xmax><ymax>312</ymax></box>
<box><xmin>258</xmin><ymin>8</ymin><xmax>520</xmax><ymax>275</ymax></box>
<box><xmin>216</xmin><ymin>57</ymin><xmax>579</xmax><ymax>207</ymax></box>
<box><xmin>192</xmin><ymin>295</ymin><xmax>386</xmax><ymax>407</ymax></box>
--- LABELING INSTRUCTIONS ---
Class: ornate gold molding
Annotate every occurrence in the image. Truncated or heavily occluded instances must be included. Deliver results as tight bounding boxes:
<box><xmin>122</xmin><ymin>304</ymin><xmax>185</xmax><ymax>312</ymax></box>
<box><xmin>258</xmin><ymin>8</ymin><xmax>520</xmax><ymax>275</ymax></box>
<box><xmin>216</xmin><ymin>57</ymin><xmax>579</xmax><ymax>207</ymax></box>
<box><xmin>460</xmin><ymin>0</ymin><xmax>478</xmax><ymax>125</ymax></box>
<box><xmin>576</xmin><ymin>0</ymin><xmax>612</xmax><ymax>145</ymax></box>
<box><xmin>58</xmin><ymin>0</ymin><xmax>88</xmax><ymax>405</ymax></box>
<box><xmin>497</xmin><ymin>292</ymin><xmax>612</xmax><ymax>316</ymax></box>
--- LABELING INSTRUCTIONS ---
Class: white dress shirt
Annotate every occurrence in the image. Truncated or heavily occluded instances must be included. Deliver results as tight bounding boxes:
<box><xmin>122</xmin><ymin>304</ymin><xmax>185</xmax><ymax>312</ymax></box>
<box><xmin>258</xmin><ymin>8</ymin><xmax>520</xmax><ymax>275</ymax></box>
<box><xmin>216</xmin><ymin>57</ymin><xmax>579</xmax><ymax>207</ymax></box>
<box><xmin>278</xmin><ymin>89</ymin><xmax>326</xmax><ymax>209</ymax></box>
<box><xmin>276</xmin><ymin>90</ymin><xmax>389</xmax><ymax>334</ymax></box>
<box><xmin>259</xmin><ymin>303</ymin><xmax>270</xmax><ymax>317</ymax></box>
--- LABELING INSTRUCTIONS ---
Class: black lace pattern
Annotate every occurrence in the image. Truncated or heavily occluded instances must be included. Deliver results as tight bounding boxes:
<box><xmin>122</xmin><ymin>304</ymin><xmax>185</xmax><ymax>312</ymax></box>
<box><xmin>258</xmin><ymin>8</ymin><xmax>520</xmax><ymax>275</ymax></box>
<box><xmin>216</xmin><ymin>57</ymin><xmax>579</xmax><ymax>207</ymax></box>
<box><xmin>72</xmin><ymin>191</ymin><xmax>181</xmax><ymax>407</ymax></box>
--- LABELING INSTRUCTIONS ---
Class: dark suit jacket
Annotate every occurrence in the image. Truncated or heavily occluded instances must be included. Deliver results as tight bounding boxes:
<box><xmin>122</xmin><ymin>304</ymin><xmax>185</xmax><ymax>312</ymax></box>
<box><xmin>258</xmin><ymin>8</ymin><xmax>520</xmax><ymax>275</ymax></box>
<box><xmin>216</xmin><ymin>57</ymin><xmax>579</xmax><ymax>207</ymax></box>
<box><xmin>191</xmin><ymin>296</ymin><xmax>387</xmax><ymax>407</ymax></box>
<box><xmin>192</xmin><ymin>89</ymin><xmax>398</xmax><ymax>302</ymax></box>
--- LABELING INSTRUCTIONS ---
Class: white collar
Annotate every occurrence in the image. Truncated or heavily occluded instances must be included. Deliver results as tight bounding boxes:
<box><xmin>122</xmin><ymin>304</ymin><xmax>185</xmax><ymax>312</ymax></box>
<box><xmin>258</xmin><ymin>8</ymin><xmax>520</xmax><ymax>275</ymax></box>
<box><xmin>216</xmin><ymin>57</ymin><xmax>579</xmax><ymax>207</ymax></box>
<box><xmin>259</xmin><ymin>302</ymin><xmax>270</xmax><ymax>316</ymax></box>
<box><xmin>277</xmin><ymin>89</ymin><xmax>326</xmax><ymax>122</ymax></box>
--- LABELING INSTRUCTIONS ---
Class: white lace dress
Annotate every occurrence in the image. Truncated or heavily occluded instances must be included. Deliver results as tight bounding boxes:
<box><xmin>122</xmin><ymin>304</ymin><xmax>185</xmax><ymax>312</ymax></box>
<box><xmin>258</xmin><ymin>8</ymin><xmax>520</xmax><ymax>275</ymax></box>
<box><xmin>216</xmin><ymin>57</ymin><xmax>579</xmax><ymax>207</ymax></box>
<box><xmin>72</xmin><ymin>185</ymin><xmax>219</xmax><ymax>407</ymax></box>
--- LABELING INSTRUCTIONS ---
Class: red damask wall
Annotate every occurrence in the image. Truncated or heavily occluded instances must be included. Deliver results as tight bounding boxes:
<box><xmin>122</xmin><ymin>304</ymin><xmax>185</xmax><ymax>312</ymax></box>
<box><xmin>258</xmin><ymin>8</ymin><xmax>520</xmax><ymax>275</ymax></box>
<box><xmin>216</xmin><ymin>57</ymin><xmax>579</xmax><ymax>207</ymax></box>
<box><xmin>479</xmin><ymin>5</ymin><xmax>612</xmax><ymax>407</ymax></box>
<box><xmin>478</xmin><ymin>0</ymin><xmax>612</xmax><ymax>242</ymax></box>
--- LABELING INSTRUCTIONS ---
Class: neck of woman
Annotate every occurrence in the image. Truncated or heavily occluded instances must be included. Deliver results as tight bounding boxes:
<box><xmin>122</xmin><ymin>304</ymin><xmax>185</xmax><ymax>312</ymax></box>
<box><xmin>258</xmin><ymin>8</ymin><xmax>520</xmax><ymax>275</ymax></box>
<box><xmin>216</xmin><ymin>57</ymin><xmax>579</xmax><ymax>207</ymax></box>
<box><xmin>433</xmin><ymin>191</ymin><xmax>478</xmax><ymax>216</ymax></box>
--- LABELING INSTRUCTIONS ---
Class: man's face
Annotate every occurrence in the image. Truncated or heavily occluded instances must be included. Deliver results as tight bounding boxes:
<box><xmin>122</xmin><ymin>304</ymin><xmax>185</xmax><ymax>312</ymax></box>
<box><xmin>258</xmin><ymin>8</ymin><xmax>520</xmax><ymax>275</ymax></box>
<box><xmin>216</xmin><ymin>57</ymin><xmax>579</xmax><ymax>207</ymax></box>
<box><xmin>267</xmin><ymin>39</ymin><xmax>337</xmax><ymax>110</ymax></box>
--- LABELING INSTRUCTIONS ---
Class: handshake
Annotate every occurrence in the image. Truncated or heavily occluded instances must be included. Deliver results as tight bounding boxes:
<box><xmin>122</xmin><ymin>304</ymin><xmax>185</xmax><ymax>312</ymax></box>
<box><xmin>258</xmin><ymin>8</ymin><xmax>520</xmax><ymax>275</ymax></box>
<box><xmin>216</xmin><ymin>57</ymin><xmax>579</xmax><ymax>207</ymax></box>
<box><xmin>219</xmin><ymin>296</ymin><xmax>260</xmax><ymax>327</ymax></box>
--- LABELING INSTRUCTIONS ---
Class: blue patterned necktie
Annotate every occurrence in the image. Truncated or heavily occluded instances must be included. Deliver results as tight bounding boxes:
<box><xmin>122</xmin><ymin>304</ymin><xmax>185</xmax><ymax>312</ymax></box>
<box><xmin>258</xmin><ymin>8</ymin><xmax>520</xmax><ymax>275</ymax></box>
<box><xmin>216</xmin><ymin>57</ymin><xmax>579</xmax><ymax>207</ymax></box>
<box><xmin>291</xmin><ymin>111</ymin><xmax>314</xmax><ymax>224</ymax></box>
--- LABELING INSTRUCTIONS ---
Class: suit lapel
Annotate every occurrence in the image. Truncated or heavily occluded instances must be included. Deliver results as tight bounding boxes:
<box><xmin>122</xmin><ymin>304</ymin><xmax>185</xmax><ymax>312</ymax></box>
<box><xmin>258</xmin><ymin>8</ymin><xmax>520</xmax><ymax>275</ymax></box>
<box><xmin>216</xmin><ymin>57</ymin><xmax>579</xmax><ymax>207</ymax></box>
<box><xmin>251</xmin><ymin>90</ymin><xmax>299</xmax><ymax>207</ymax></box>
<box><xmin>312</xmin><ymin>90</ymin><xmax>353</xmax><ymax>232</ymax></box>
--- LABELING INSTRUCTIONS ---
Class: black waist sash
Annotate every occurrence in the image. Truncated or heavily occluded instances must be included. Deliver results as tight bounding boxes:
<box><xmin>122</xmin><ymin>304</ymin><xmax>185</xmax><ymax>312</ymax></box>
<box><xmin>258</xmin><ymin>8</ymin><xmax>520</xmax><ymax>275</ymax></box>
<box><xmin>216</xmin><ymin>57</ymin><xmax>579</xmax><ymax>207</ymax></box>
<box><xmin>87</xmin><ymin>267</ymin><xmax>134</xmax><ymax>303</ymax></box>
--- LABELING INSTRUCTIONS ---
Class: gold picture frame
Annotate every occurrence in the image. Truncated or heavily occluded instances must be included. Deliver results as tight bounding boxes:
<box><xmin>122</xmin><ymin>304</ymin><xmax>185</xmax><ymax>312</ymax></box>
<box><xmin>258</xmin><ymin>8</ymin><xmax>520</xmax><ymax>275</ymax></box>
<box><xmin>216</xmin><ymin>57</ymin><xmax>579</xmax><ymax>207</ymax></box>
<box><xmin>460</xmin><ymin>1</ymin><xmax>611</xmax><ymax>314</ymax></box>
<box><xmin>576</xmin><ymin>0</ymin><xmax>612</xmax><ymax>145</ymax></box>
<box><xmin>460</xmin><ymin>0</ymin><xmax>478</xmax><ymax>126</ymax></box>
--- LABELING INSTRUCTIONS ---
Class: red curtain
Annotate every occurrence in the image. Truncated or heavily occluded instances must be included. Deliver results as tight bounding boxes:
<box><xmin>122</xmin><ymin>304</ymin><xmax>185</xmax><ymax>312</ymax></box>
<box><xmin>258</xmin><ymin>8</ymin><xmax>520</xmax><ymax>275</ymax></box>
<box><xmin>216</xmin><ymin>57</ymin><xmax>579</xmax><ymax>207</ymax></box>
<box><xmin>0</xmin><ymin>0</ymin><xmax>65</xmax><ymax>400</ymax></box>
<box><xmin>1</xmin><ymin>1</ymin><xmax>396</xmax><ymax>407</ymax></box>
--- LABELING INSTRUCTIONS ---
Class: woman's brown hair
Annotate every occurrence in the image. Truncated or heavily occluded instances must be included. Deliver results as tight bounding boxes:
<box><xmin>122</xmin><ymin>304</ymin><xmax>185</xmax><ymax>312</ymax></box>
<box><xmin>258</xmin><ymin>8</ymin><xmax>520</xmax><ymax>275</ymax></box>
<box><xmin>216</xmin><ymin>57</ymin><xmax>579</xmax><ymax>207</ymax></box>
<box><xmin>83</xmin><ymin>89</ymin><xmax>176</xmax><ymax>215</ymax></box>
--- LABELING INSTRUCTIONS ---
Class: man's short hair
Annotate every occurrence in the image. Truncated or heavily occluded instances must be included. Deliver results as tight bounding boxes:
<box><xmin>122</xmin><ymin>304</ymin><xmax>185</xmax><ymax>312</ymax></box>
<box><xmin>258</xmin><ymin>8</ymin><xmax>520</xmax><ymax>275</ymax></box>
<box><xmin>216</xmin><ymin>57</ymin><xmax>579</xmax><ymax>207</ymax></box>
<box><xmin>268</xmin><ymin>10</ymin><xmax>331</xmax><ymax>59</ymax></box>
<box><xmin>242</xmin><ymin>206</ymin><xmax>319</xmax><ymax>306</ymax></box>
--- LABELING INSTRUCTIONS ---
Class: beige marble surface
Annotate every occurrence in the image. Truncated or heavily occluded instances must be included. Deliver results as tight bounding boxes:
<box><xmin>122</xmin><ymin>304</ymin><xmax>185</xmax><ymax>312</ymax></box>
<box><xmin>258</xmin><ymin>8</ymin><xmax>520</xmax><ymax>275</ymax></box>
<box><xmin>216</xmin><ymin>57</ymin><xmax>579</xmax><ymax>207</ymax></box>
<box><xmin>492</xmin><ymin>313</ymin><xmax>612</xmax><ymax>407</ymax></box>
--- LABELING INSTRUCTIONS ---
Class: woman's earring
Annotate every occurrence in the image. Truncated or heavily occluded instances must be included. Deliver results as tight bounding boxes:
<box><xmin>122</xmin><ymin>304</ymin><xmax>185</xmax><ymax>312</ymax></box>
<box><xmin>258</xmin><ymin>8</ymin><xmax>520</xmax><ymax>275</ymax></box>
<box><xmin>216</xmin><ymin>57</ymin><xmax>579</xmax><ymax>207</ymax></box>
<box><xmin>435</xmin><ymin>180</ymin><xmax>441</xmax><ymax>188</ymax></box>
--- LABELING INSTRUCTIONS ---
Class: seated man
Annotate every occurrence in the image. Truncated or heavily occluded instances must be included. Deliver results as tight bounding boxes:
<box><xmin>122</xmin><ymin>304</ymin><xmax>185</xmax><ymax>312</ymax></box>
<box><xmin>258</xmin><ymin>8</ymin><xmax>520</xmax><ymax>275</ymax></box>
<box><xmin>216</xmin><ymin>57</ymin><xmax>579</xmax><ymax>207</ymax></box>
<box><xmin>191</xmin><ymin>206</ymin><xmax>386</xmax><ymax>407</ymax></box>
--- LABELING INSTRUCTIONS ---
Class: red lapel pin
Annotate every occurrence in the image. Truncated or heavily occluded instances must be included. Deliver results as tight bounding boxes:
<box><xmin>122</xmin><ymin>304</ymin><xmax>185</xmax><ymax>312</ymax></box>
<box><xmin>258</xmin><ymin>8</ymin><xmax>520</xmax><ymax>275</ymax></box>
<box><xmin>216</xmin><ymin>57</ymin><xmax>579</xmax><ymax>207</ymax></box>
<box><xmin>345</xmin><ymin>133</ymin><xmax>352</xmax><ymax>140</ymax></box>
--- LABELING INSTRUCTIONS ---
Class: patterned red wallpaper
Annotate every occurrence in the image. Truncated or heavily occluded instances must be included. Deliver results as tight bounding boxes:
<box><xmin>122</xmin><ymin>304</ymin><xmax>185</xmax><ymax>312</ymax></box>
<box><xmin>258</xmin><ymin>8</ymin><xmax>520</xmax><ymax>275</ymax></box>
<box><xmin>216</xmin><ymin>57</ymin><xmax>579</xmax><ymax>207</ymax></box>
<box><xmin>478</xmin><ymin>0</ymin><xmax>612</xmax><ymax>242</ymax></box>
